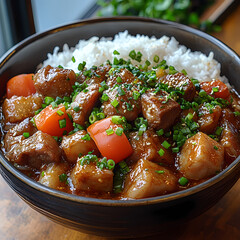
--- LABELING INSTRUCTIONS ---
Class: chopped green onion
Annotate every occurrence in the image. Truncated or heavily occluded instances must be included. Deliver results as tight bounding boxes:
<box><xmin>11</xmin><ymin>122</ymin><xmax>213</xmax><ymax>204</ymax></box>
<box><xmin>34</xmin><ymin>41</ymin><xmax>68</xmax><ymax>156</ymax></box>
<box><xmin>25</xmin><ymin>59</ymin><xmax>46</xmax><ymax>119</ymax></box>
<box><xmin>133</xmin><ymin>91</ymin><xmax>140</xmax><ymax>100</ymax></box>
<box><xmin>115</xmin><ymin>127</ymin><xmax>123</xmax><ymax>136</ymax></box>
<box><xmin>106</xmin><ymin>128</ymin><xmax>114</xmax><ymax>135</ymax></box>
<box><xmin>158</xmin><ymin>148</ymin><xmax>165</xmax><ymax>157</ymax></box>
<box><xmin>81</xmin><ymin>134</ymin><xmax>91</xmax><ymax>141</ymax></box>
<box><xmin>215</xmin><ymin>127</ymin><xmax>223</xmax><ymax>136</ymax></box>
<box><xmin>129</xmin><ymin>50</ymin><xmax>136</xmax><ymax>60</ymax></box>
<box><xmin>59</xmin><ymin>173</ymin><xmax>68</xmax><ymax>183</ymax></box>
<box><xmin>107</xmin><ymin>159</ymin><xmax>115</xmax><ymax>169</ymax></box>
<box><xmin>116</xmin><ymin>76</ymin><xmax>122</xmax><ymax>83</ymax></box>
<box><xmin>78</xmin><ymin>61</ymin><xmax>86</xmax><ymax>71</ymax></box>
<box><xmin>179</xmin><ymin>177</ymin><xmax>188</xmax><ymax>186</ymax></box>
<box><xmin>71</xmin><ymin>56</ymin><xmax>76</xmax><ymax>63</ymax></box>
<box><xmin>234</xmin><ymin>111</ymin><xmax>240</xmax><ymax>116</ymax></box>
<box><xmin>153</xmin><ymin>55</ymin><xmax>159</xmax><ymax>63</ymax></box>
<box><xmin>155</xmin><ymin>170</ymin><xmax>165</xmax><ymax>174</ymax></box>
<box><xmin>161</xmin><ymin>140</ymin><xmax>171</xmax><ymax>149</ymax></box>
<box><xmin>113</xmin><ymin>50</ymin><xmax>120</xmax><ymax>55</ymax></box>
<box><xmin>51</xmin><ymin>102</ymin><xmax>58</xmax><ymax>109</ymax></box>
<box><xmin>214</xmin><ymin>146</ymin><xmax>218</xmax><ymax>150</ymax></box>
<box><xmin>44</xmin><ymin>96</ymin><xmax>54</xmax><ymax>105</ymax></box>
<box><xmin>138</xmin><ymin>124</ymin><xmax>147</xmax><ymax>136</ymax></box>
<box><xmin>59</xmin><ymin>119</ymin><xmax>66</xmax><ymax>129</ymax></box>
<box><xmin>156</xmin><ymin>129</ymin><xmax>164</xmax><ymax>136</ymax></box>
<box><xmin>101</xmin><ymin>93</ymin><xmax>109</xmax><ymax>102</ymax></box>
<box><xmin>172</xmin><ymin>147</ymin><xmax>180</xmax><ymax>153</ymax></box>
<box><xmin>57</xmin><ymin>110</ymin><xmax>64</xmax><ymax>116</ymax></box>
<box><xmin>73</xmin><ymin>106</ymin><xmax>80</xmax><ymax>112</ymax></box>
<box><xmin>111</xmin><ymin>99</ymin><xmax>119</xmax><ymax>108</ymax></box>
<box><xmin>23</xmin><ymin>132</ymin><xmax>30</xmax><ymax>138</ymax></box>
<box><xmin>111</xmin><ymin>116</ymin><xmax>123</xmax><ymax>124</ymax></box>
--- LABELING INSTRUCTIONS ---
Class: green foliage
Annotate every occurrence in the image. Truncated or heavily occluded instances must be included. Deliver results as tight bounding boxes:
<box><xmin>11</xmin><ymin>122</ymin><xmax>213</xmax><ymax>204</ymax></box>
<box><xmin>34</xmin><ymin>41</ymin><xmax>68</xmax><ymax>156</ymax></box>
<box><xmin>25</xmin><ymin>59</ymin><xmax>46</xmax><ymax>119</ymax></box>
<box><xmin>97</xmin><ymin>0</ymin><xmax>221</xmax><ymax>33</ymax></box>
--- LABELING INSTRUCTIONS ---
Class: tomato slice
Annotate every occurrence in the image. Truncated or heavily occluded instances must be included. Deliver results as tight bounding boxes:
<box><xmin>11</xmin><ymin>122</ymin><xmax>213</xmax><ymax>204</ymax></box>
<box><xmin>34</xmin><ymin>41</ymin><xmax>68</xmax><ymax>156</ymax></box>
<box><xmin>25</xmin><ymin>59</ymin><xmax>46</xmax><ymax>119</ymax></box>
<box><xmin>200</xmin><ymin>79</ymin><xmax>230</xmax><ymax>99</ymax></box>
<box><xmin>7</xmin><ymin>74</ymin><xmax>36</xmax><ymax>98</ymax></box>
<box><xmin>87</xmin><ymin>117</ymin><xmax>133</xmax><ymax>163</ymax></box>
<box><xmin>35</xmin><ymin>104</ymin><xmax>73</xmax><ymax>137</ymax></box>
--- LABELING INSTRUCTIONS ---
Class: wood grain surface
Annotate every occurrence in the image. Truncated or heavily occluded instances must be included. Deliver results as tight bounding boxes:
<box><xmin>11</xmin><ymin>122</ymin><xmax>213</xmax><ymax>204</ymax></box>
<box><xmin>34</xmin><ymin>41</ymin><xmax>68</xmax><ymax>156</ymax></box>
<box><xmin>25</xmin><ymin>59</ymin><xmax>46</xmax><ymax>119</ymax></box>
<box><xmin>0</xmin><ymin>4</ymin><xmax>240</xmax><ymax>240</ymax></box>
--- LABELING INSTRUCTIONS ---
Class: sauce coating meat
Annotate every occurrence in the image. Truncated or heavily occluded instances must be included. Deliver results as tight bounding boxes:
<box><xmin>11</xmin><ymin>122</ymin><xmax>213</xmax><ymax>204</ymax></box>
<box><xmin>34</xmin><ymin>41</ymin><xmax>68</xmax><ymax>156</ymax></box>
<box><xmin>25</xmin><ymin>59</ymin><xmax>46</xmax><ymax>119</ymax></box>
<box><xmin>1</xmin><ymin>53</ymin><xmax>240</xmax><ymax>200</ymax></box>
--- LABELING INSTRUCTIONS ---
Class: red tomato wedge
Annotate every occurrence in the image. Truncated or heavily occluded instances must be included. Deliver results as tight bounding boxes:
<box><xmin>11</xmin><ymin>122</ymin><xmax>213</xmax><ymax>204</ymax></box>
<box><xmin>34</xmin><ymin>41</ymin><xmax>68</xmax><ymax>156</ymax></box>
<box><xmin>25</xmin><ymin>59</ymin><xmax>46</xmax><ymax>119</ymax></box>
<box><xmin>200</xmin><ymin>79</ymin><xmax>230</xmax><ymax>99</ymax></box>
<box><xmin>7</xmin><ymin>73</ymin><xmax>36</xmax><ymax>98</ymax></box>
<box><xmin>35</xmin><ymin>104</ymin><xmax>73</xmax><ymax>137</ymax></box>
<box><xmin>87</xmin><ymin>117</ymin><xmax>133</xmax><ymax>163</ymax></box>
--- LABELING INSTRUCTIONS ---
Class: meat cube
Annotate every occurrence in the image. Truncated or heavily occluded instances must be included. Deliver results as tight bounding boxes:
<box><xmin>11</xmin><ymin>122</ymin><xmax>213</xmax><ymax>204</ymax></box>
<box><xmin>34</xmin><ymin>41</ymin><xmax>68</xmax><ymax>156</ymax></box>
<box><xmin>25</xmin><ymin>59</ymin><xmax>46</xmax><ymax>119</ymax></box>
<box><xmin>6</xmin><ymin>131</ymin><xmax>61</xmax><ymax>169</ymax></box>
<box><xmin>102</xmin><ymin>84</ymin><xmax>141</xmax><ymax>122</ymax></box>
<box><xmin>220</xmin><ymin>109</ymin><xmax>240</xmax><ymax>163</ymax></box>
<box><xmin>38</xmin><ymin>163</ymin><xmax>69</xmax><ymax>189</ymax></box>
<box><xmin>107</xmin><ymin>68</ymin><xmax>139</xmax><ymax>87</ymax></box>
<box><xmin>141</xmin><ymin>90</ymin><xmax>181</xmax><ymax>129</ymax></box>
<box><xmin>198</xmin><ymin>104</ymin><xmax>222</xmax><ymax>134</ymax></box>
<box><xmin>123</xmin><ymin>159</ymin><xmax>177</xmax><ymax>199</ymax></box>
<box><xmin>128</xmin><ymin>130</ymin><xmax>174</xmax><ymax>165</ymax></box>
<box><xmin>179</xmin><ymin>132</ymin><xmax>224</xmax><ymax>180</ymax></box>
<box><xmin>2</xmin><ymin>94</ymin><xmax>43</xmax><ymax>123</ymax></box>
<box><xmin>67</xmin><ymin>83</ymin><xmax>100</xmax><ymax>126</ymax></box>
<box><xmin>33</xmin><ymin>65</ymin><xmax>76</xmax><ymax>98</ymax></box>
<box><xmin>4</xmin><ymin>118</ymin><xmax>37</xmax><ymax>152</ymax></box>
<box><xmin>61</xmin><ymin>130</ymin><xmax>99</xmax><ymax>163</ymax></box>
<box><xmin>160</xmin><ymin>73</ymin><xmax>196</xmax><ymax>101</ymax></box>
<box><xmin>71</xmin><ymin>161</ymin><xmax>113</xmax><ymax>193</ymax></box>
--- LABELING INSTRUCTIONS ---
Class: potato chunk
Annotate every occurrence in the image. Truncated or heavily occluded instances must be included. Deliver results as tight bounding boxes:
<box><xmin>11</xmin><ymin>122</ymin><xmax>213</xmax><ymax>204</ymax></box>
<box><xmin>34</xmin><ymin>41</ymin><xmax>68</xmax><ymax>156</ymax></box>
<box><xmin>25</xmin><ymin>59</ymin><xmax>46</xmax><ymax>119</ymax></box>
<box><xmin>71</xmin><ymin>161</ymin><xmax>113</xmax><ymax>193</ymax></box>
<box><xmin>61</xmin><ymin>130</ymin><xmax>99</xmax><ymax>163</ymax></box>
<box><xmin>6</xmin><ymin>131</ymin><xmax>61</xmax><ymax>169</ymax></box>
<box><xmin>33</xmin><ymin>65</ymin><xmax>76</xmax><ymax>98</ymax></box>
<box><xmin>179</xmin><ymin>132</ymin><xmax>224</xmax><ymax>180</ymax></box>
<box><xmin>128</xmin><ymin>130</ymin><xmax>174</xmax><ymax>165</ymax></box>
<box><xmin>141</xmin><ymin>90</ymin><xmax>181</xmax><ymax>130</ymax></box>
<box><xmin>123</xmin><ymin>159</ymin><xmax>177</xmax><ymax>199</ymax></box>
<box><xmin>67</xmin><ymin>83</ymin><xmax>100</xmax><ymax>126</ymax></box>
<box><xmin>38</xmin><ymin>163</ymin><xmax>69</xmax><ymax>189</ymax></box>
<box><xmin>2</xmin><ymin>94</ymin><xmax>43</xmax><ymax>123</ymax></box>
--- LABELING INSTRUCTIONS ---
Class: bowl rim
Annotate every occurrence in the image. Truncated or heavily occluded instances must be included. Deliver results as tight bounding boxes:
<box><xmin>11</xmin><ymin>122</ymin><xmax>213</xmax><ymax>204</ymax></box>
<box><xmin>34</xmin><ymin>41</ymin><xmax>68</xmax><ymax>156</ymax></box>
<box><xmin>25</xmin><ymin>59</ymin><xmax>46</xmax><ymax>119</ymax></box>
<box><xmin>0</xmin><ymin>16</ymin><xmax>240</xmax><ymax>207</ymax></box>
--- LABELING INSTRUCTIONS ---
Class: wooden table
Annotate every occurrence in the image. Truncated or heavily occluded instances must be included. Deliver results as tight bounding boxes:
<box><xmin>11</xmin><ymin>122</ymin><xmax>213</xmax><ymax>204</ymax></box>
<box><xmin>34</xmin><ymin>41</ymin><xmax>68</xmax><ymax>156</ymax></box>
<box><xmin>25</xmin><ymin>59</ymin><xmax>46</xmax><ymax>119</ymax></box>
<box><xmin>1</xmin><ymin>4</ymin><xmax>240</xmax><ymax>240</ymax></box>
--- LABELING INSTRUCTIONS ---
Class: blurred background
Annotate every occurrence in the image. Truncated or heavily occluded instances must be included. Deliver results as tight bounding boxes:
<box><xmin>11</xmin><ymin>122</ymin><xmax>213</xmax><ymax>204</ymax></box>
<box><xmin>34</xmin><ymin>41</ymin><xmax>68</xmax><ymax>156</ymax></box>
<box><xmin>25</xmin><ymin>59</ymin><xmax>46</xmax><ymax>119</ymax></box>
<box><xmin>0</xmin><ymin>0</ymin><xmax>239</xmax><ymax>57</ymax></box>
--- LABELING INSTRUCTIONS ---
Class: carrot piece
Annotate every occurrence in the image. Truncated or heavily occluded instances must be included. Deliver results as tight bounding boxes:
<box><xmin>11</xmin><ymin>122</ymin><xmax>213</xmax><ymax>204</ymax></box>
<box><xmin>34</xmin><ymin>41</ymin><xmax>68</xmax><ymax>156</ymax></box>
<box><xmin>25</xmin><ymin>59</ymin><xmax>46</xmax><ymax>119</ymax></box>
<box><xmin>35</xmin><ymin>104</ymin><xmax>73</xmax><ymax>137</ymax></box>
<box><xmin>87</xmin><ymin>116</ymin><xmax>133</xmax><ymax>163</ymax></box>
<box><xmin>7</xmin><ymin>74</ymin><xmax>36</xmax><ymax>98</ymax></box>
<box><xmin>200</xmin><ymin>79</ymin><xmax>230</xmax><ymax>99</ymax></box>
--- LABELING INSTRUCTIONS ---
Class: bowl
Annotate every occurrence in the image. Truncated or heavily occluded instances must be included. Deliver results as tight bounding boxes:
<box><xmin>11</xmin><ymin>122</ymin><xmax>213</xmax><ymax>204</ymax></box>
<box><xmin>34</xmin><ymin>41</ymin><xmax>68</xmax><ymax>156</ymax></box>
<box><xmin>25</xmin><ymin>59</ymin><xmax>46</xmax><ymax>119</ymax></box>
<box><xmin>0</xmin><ymin>17</ymin><xmax>240</xmax><ymax>238</ymax></box>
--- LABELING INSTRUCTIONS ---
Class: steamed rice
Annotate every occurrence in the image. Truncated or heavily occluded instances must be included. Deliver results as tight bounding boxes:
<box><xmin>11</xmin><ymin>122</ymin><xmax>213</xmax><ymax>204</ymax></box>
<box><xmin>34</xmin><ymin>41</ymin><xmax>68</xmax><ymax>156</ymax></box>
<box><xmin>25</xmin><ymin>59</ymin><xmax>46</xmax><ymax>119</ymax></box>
<box><xmin>42</xmin><ymin>31</ymin><xmax>227</xmax><ymax>83</ymax></box>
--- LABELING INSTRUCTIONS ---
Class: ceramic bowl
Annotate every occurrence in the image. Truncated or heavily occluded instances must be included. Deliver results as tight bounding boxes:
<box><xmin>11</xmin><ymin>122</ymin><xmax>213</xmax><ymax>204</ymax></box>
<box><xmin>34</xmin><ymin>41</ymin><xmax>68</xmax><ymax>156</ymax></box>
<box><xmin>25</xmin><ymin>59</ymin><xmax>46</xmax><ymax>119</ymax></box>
<box><xmin>0</xmin><ymin>17</ymin><xmax>240</xmax><ymax>238</ymax></box>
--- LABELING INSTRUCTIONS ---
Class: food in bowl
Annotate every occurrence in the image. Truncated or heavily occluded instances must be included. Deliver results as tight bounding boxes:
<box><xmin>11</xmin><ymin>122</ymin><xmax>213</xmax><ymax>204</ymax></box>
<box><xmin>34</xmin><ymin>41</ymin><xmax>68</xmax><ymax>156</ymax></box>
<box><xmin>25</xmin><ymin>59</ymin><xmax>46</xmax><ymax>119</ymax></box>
<box><xmin>1</xmin><ymin>31</ymin><xmax>240</xmax><ymax>200</ymax></box>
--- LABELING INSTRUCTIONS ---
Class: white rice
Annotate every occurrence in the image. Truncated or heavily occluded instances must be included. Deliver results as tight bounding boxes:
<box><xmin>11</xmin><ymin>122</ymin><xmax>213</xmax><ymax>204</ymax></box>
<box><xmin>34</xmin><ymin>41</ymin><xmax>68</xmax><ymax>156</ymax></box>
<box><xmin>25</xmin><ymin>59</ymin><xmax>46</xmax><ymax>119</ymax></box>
<box><xmin>42</xmin><ymin>31</ymin><xmax>227</xmax><ymax>83</ymax></box>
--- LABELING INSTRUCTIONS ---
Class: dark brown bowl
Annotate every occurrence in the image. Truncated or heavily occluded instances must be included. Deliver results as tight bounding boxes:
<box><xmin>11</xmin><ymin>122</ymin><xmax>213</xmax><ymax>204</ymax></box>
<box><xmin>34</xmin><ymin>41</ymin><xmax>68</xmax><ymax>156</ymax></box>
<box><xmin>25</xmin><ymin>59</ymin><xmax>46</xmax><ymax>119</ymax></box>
<box><xmin>0</xmin><ymin>17</ymin><xmax>240</xmax><ymax>238</ymax></box>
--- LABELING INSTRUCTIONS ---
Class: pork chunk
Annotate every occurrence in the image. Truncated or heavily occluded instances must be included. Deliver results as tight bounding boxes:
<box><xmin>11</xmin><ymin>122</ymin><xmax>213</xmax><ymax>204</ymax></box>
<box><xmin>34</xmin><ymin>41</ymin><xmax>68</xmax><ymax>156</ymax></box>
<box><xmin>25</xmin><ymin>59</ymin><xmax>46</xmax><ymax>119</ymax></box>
<box><xmin>179</xmin><ymin>132</ymin><xmax>224</xmax><ymax>180</ymax></box>
<box><xmin>4</xmin><ymin>118</ymin><xmax>37</xmax><ymax>152</ymax></box>
<box><xmin>2</xmin><ymin>94</ymin><xmax>43</xmax><ymax>123</ymax></box>
<box><xmin>160</xmin><ymin>73</ymin><xmax>196</xmax><ymax>101</ymax></box>
<box><xmin>220</xmin><ymin>109</ymin><xmax>240</xmax><ymax>163</ymax></box>
<box><xmin>141</xmin><ymin>90</ymin><xmax>181</xmax><ymax>129</ymax></box>
<box><xmin>61</xmin><ymin>130</ymin><xmax>99</xmax><ymax>163</ymax></box>
<box><xmin>67</xmin><ymin>83</ymin><xmax>100</xmax><ymax>126</ymax></box>
<box><xmin>128</xmin><ymin>130</ymin><xmax>174</xmax><ymax>165</ymax></box>
<box><xmin>123</xmin><ymin>159</ymin><xmax>177</xmax><ymax>199</ymax></box>
<box><xmin>198</xmin><ymin>104</ymin><xmax>222</xmax><ymax>134</ymax></box>
<box><xmin>38</xmin><ymin>162</ymin><xmax>69</xmax><ymax>189</ymax></box>
<box><xmin>6</xmin><ymin>131</ymin><xmax>61</xmax><ymax>169</ymax></box>
<box><xmin>71</xmin><ymin>161</ymin><xmax>113</xmax><ymax>193</ymax></box>
<box><xmin>107</xmin><ymin>68</ymin><xmax>139</xmax><ymax>87</ymax></box>
<box><xmin>102</xmin><ymin>85</ymin><xmax>141</xmax><ymax>121</ymax></box>
<box><xmin>33</xmin><ymin>65</ymin><xmax>76</xmax><ymax>98</ymax></box>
